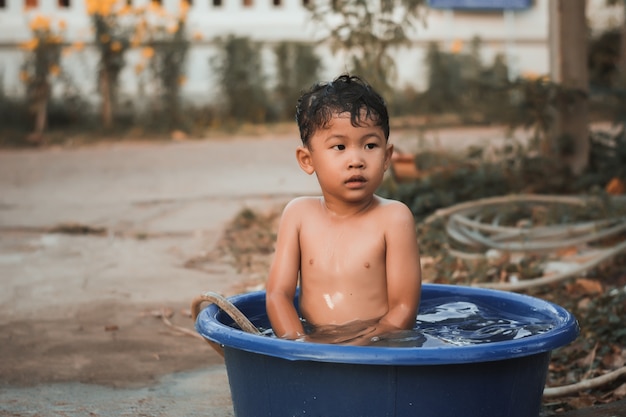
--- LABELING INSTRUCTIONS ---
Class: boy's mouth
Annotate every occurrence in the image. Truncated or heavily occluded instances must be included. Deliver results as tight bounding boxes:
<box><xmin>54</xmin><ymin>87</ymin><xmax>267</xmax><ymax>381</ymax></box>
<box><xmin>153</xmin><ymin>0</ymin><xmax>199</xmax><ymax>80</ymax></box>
<box><xmin>345</xmin><ymin>175</ymin><xmax>367</xmax><ymax>187</ymax></box>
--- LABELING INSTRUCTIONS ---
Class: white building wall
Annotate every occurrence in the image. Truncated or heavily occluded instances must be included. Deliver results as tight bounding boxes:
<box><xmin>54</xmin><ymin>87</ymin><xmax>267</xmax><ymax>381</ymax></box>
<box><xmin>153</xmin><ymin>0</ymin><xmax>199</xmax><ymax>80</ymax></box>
<box><xmin>0</xmin><ymin>0</ymin><xmax>597</xmax><ymax>103</ymax></box>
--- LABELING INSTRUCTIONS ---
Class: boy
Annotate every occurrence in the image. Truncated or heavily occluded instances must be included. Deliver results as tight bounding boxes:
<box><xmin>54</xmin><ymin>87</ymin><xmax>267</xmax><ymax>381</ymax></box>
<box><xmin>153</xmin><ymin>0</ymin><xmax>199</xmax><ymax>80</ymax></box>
<box><xmin>266</xmin><ymin>74</ymin><xmax>422</xmax><ymax>345</ymax></box>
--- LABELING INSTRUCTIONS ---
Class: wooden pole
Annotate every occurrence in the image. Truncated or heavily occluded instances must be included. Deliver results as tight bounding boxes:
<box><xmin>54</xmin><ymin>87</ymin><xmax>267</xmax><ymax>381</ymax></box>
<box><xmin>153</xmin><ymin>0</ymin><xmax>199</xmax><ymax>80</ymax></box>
<box><xmin>552</xmin><ymin>0</ymin><xmax>590</xmax><ymax>176</ymax></box>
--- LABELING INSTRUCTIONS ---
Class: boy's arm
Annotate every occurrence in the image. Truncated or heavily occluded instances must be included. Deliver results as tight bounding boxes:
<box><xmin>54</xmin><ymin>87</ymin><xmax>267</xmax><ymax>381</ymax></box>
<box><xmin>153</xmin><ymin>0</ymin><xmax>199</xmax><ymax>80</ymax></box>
<box><xmin>377</xmin><ymin>202</ymin><xmax>422</xmax><ymax>334</ymax></box>
<box><xmin>266</xmin><ymin>201</ymin><xmax>306</xmax><ymax>340</ymax></box>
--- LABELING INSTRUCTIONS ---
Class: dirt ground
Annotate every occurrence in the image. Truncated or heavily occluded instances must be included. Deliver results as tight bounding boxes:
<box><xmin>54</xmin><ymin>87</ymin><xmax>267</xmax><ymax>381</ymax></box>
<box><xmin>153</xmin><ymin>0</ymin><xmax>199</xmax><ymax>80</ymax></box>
<box><xmin>0</xmin><ymin>132</ymin><xmax>325</xmax><ymax>415</ymax></box>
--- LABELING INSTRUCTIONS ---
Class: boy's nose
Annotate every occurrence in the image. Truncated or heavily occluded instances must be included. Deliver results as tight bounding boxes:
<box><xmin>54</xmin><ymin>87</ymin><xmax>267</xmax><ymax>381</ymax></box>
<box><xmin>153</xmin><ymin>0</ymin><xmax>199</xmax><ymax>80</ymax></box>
<box><xmin>348</xmin><ymin>156</ymin><xmax>365</xmax><ymax>169</ymax></box>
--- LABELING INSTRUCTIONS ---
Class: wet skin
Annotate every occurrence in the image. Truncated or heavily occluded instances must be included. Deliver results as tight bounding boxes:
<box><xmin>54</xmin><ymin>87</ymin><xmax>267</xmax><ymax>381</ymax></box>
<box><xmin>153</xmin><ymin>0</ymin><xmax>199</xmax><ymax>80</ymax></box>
<box><xmin>266</xmin><ymin>113</ymin><xmax>422</xmax><ymax>345</ymax></box>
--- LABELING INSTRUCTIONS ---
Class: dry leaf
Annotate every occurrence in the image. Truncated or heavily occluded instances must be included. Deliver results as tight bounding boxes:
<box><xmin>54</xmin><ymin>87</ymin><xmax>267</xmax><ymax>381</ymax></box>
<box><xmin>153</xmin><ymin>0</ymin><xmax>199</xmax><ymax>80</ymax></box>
<box><xmin>104</xmin><ymin>324</ymin><xmax>119</xmax><ymax>332</ymax></box>
<box><xmin>567</xmin><ymin>393</ymin><xmax>597</xmax><ymax>409</ymax></box>
<box><xmin>566</xmin><ymin>278</ymin><xmax>604</xmax><ymax>296</ymax></box>
<box><xmin>606</xmin><ymin>177</ymin><xmax>625</xmax><ymax>195</ymax></box>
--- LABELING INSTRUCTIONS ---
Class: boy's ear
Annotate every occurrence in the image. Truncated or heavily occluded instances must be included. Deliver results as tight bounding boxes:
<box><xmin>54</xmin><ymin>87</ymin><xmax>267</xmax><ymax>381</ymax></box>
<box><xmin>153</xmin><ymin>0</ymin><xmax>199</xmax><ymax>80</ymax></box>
<box><xmin>383</xmin><ymin>143</ymin><xmax>394</xmax><ymax>171</ymax></box>
<box><xmin>296</xmin><ymin>145</ymin><xmax>315</xmax><ymax>175</ymax></box>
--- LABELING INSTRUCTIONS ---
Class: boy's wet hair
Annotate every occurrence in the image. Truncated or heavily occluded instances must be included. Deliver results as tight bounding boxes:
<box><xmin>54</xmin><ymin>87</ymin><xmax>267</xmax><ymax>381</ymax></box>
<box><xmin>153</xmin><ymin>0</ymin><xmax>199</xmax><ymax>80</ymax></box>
<box><xmin>295</xmin><ymin>74</ymin><xmax>390</xmax><ymax>146</ymax></box>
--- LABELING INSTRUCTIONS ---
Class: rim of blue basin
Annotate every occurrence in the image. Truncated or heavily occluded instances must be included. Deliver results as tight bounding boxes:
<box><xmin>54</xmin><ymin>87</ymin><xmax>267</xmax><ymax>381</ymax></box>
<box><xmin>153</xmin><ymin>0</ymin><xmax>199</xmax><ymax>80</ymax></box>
<box><xmin>195</xmin><ymin>283</ymin><xmax>579</xmax><ymax>365</ymax></box>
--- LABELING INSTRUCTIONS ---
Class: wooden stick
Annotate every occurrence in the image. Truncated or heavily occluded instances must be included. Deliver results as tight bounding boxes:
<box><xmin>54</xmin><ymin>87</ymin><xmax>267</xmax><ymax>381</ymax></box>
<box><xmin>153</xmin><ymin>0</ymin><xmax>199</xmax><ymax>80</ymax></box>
<box><xmin>543</xmin><ymin>366</ymin><xmax>626</xmax><ymax>398</ymax></box>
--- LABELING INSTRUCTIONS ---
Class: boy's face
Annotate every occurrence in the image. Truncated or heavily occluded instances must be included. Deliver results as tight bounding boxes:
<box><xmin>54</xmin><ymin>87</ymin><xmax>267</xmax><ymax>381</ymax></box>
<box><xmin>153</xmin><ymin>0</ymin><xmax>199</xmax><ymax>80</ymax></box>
<box><xmin>297</xmin><ymin>112</ymin><xmax>393</xmax><ymax>204</ymax></box>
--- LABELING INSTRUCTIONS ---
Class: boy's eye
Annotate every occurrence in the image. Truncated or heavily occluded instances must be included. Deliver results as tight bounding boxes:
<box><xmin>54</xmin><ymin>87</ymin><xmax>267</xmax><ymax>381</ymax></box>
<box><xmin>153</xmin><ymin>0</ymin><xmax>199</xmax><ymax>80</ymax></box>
<box><xmin>332</xmin><ymin>144</ymin><xmax>346</xmax><ymax>150</ymax></box>
<box><xmin>365</xmin><ymin>143</ymin><xmax>378</xmax><ymax>150</ymax></box>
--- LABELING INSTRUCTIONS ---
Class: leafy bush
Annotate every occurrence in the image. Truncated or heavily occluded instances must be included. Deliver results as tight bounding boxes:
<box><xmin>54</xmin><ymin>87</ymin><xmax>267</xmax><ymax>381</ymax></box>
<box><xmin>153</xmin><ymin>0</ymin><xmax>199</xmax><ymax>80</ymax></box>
<box><xmin>210</xmin><ymin>36</ymin><xmax>272</xmax><ymax>125</ymax></box>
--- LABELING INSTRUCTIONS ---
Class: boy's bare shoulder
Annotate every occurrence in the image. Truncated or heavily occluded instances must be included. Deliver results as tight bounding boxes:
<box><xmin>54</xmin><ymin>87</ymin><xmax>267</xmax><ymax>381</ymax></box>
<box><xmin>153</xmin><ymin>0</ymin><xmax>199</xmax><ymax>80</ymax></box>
<box><xmin>282</xmin><ymin>196</ymin><xmax>321</xmax><ymax>217</ymax></box>
<box><xmin>375</xmin><ymin>196</ymin><xmax>413</xmax><ymax>216</ymax></box>
<box><xmin>374</xmin><ymin>197</ymin><xmax>416</xmax><ymax>229</ymax></box>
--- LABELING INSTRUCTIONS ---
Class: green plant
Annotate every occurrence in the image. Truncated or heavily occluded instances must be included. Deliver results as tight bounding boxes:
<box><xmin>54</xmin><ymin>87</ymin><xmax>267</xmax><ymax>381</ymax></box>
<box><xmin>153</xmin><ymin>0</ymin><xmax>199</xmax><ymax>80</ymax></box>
<box><xmin>274</xmin><ymin>42</ymin><xmax>322</xmax><ymax>120</ymax></box>
<box><xmin>210</xmin><ymin>35</ymin><xmax>270</xmax><ymax>125</ymax></box>
<box><xmin>307</xmin><ymin>0</ymin><xmax>426</xmax><ymax>98</ymax></box>
<box><xmin>145</xmin><ymin>1</ymin><xmax>191</xmax><ymax>131</ymax></box>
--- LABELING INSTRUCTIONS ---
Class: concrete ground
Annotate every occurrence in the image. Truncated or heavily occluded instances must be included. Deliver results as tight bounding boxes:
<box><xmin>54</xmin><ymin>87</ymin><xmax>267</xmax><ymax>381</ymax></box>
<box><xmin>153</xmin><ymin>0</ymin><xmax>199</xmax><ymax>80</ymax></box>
<box><xmin>0</xmin><ymin>132</ymin><xmax>322</xmax><ymax>416</ymax></box>
<box><xmin>2</xmin><ymin>126</ymin><xmax>617</xmax><ymax>416</ymax></box>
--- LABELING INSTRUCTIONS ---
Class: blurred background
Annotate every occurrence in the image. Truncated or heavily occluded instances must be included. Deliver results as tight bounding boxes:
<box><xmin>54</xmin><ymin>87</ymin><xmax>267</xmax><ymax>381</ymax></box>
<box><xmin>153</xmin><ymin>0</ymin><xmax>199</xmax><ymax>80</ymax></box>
<box><xmin>0</xmin><ymin>0</ymin><xmax>624</xmax><ymax>150</ymax></box>
<box><xmin>1</xmin><ymin>2</ymin><xmax>626</xmax><ymax>414</ymax></box>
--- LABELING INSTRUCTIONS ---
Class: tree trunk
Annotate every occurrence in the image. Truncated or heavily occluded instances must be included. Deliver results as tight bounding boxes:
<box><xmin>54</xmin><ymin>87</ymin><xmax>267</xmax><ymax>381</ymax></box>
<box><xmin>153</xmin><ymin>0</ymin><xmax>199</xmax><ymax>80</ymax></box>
<box><xmin>100</xmin><ymin>71</ymin><xmax>113</xmax><ymax>129</ymax></box>
<box><xmin>550</xmin><ymin>0</ymin><xmax>589</xmax><ymax>176</ymax></box>
<box><xmin>34</xmin><ymin>85</ymin><xmax>48</xmax><ymax>135</ymax></box>
<box><xmin>620</xmin><ymin>1</ymin><xmax>626</xmax><ymax>78</ymax></box>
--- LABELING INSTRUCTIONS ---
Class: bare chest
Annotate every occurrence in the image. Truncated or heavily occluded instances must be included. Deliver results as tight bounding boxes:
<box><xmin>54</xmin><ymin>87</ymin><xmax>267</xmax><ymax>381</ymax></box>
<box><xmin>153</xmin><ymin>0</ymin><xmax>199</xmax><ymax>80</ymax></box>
<box><xmin>299</xmin><ymin>220</ymin><xmax>386</xmax><ymax>276</ymax></box>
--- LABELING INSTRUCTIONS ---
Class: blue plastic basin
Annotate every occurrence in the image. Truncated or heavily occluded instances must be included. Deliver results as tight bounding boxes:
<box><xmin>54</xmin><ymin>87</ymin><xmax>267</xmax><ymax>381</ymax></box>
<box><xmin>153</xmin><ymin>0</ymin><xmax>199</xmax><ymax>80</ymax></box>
<box><xmin>195</xmin><ymin>284</ymin><xmax>579</xmax><ymax>417</ymax></box>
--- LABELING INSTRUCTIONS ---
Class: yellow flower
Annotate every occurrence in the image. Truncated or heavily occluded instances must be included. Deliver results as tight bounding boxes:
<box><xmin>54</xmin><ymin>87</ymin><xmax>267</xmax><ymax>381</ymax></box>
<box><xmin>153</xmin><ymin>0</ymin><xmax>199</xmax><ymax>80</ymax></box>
<box><xmin>100</xmin><ymin>33</ymin><xmax>111</xmax><ymax>43</ymax></box>
<box><xmin>19</xmin><ymin>71</ymin><xmax>30</xmax><ymax>82</ymax></box>
<box><xmin>72</xmin><ymin>41</ymin><xmax>85</xmax><ymax>51</ymax></box>
<box><xmin>58</xmin><ymin>19</ymin><xmax>67</xmax><ymax>30</ymax></box>
<box><xmin>178</xmin><ymin>75</ymin><xmax>187</xmax><ymax>85</ymax></box>
<box><xmin>134</xmin><ymin>63</ymin><xmax>145</xmax><ymax>74</ymax></box>
<box><xmin>192</xmin><ymin>31</ymin><xmax>203</xmax><ymax>41</ymax></box>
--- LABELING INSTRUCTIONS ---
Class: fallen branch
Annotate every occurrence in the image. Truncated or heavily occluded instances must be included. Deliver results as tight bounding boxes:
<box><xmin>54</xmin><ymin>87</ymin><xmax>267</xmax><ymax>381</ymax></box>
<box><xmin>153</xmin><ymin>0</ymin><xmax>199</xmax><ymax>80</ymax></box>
<box><xmin>474</xmin><ymin>238</ymin><xmax>626</xmax><ymax>291</ymax></box>
<box><xmin>158</xmin><ymin>309</ymin><xmax>204</xmax><ymax>341</ymax></box>
<box><xmin>543</xmin><ymin>366</ymin><xmax>626</xmax><ymax>398</ymax></box>
<box><xmin>422</xmin><ymin>194</ymin><xmax>590</xmax><ymax>225</ymax></box>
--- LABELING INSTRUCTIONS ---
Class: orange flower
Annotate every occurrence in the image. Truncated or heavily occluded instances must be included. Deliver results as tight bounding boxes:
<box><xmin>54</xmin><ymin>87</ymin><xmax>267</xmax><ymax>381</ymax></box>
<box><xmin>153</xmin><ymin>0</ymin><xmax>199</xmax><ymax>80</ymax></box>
<box><xmin>20</xmin><ymin>38</ymin><xmax>39</xmax><ymax>51</ymax></box>
<box><xmin>118</xmin><ymin>4</ymin><xmax>132</xmax><ymax>16</ymax></box>
<box><xmin>86</xmin><ymin>0</ymin><xmax>117</xmax><ymax>16</ymax></box>
<box><xmin>29</xmin><ymin>15</ymin><xmax>51</xmax><ymax>31</ymax></box>
<box><xmin>166</xmin><ymin>23</ymin><xmax>179</xmax><ymax>34</ymax></box>
<box><xmin>450</xmin><ymin>39</ymin><xmax>463</xmax><ymax>54</ymax></box>
<box><xmin>110</xmin><ymin>40</ymin><xmax>122</xmax><ymax>52</ymax></box>
<box><xmin>142</xmin><ymin>47</ymin><xmax>155</xmax><ymax>58</ymax></box>
<box><xmin>49</xmin><ymin>65</ymin><xmax>61</xmax><ymax>76</ymax></box>
<box><xmin>180</xmin><ymin>0</ymin><xmax>190</xmax><ymax>15</ymax></box>
<box><xmin>521</xmin><ymin>71</ymin><xmax>539</xmax><ymax>80</ymax></box>
<box><xmin>47</xmin><ymin>34</ymin><xmax>63</xmax><ymax>44</ymax></box>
